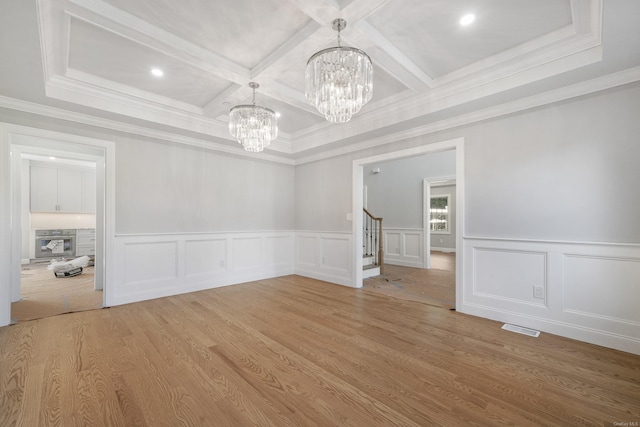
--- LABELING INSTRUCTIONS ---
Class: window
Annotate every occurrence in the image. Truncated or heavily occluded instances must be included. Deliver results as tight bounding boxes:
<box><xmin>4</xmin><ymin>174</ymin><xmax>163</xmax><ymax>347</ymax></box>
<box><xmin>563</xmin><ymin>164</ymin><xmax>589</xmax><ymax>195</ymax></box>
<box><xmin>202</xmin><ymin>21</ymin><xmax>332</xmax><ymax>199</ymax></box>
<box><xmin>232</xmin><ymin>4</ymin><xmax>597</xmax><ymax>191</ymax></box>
<box><xmin>430</xmin><ymin>195</ymin><xmax>450</xmax><ymax>233</ymax></box>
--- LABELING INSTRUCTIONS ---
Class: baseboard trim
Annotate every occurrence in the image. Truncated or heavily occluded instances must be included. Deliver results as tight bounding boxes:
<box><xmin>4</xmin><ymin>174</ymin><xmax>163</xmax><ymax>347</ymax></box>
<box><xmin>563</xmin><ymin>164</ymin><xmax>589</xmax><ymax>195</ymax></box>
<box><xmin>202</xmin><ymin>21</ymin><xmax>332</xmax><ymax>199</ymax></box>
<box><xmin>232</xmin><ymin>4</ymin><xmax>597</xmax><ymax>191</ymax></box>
<box><xmin>113</xmin><ymin>267</ymin><xmax>294</xmax><ymax>306</ymax></box>
<box><xmin>385</xmin><ymin>259</ymin><xmax>424</xmax><ymax>269</ymax></box>
<box><xmin>295</xmin><ymin>268</ymin><xmax>354</xmax><ymax>288</ymax></box>
<box><xmin>461</xmin><ymin>302</ymin><xmax>640</xmax><ymax>356</ymax></box>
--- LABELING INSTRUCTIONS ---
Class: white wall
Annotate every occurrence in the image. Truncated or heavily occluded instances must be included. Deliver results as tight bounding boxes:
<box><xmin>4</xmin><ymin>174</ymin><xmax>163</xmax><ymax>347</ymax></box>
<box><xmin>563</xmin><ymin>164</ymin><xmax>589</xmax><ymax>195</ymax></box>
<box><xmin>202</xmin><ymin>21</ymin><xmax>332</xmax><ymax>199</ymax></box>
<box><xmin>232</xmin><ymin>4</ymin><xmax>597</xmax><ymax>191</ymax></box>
<box><xmin>295</xmin><ymin>82</ymin><xmax>640</xmax><ymax>354</ymax></box>
<box><xmin>295</xmin><ymin>155</ymin><xmax>352</xmax><ymax>232</ymax></box>
<box><xmin>364</xmin><ymin>150</ymin><xmax>455</xmax><ymax>228</ymax></box>
<box><xmin>116</xmin><ymin>137</ymin><xmax>294</xmax><ymax>234</ymax></box>
<box><xmin>464</xmin><ymin>85</ymin><xmax>640</xmax><ymax>243</ymax></box>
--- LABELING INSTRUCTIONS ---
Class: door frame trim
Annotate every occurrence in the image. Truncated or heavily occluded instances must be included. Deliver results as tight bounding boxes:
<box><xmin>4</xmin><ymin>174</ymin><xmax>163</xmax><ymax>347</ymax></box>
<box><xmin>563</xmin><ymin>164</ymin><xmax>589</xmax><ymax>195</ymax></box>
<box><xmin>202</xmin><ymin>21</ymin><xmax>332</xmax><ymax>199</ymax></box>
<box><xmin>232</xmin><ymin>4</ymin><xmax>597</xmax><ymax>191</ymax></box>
<box><xmin>351</xmin><ymin>137</ymin><xmax>465</xmax><ymax>309</ymax></box>
<box><xmin>0</xmin><ymin>123</ymin><xmax>116</xmax><ymax>326</ymax></box>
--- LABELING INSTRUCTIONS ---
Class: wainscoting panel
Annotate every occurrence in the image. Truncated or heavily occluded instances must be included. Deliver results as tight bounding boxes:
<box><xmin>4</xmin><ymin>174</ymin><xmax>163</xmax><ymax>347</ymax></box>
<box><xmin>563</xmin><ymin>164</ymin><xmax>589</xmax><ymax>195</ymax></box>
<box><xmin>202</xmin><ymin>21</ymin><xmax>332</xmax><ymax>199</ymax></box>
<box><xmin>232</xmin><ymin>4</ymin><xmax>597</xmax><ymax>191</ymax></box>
<box><xmin>321</xmin><ymin>237</ymin><xmax>350</xmax><ymax>272</ymax></box>
<box><xmin>114</xmin><ymin>231</ymin><xmax>294</xmax><ymax>305</ymax></box>
<box><xmin>473</xmin><ymin>247</ymin><xmax>546</xmax><ymax>307</ymax></box>
<box><xmin>296</xmin><ymin>235</ymin><xmax>317</xmax><ymax>267</ymax></box>
<box><xmin>405</xmin><ymin>233</ymin><xmax>422</xmax><ymax>259</ymax></box>
<box><xmin>184</xmin><ymin>238</ymin><xmax>227</xmax><ymax>278</ymax></box>
<box><xmin>385</xmin><ymin>232</ymin><xmax>401</xmax><ymax>256</ymax></box>
<box><xmin>384</xmin><ymin>228</ymin><xmax>424</xmax><ymax>268</ymax></box>
<box><xmin>232</xmin><ymin>236</ymin><xmax>262</xmax><ymax>270</ymax></box>
<box><xmin>462</xmin><ymin>237</ymin><xmax>640</xmax><ymax>355</ymax></box>
<box><xmin>563</xmin><ymin>254</ymin><xmax>640</xmax><ymax>325</ymax></box>
<box><xmin>123</xmin><ymin>240</ymin><xmax>179</xmax><ymax>286</ymax></box>
<box><xmin>295</xmin><ymin>232</ymin><xmax>353</xmax><ymax>287</ymax></box>
<box><xmin>265</xmin><ymin>235</ymin><xmax>294</xmax><ymax>266</ymax></box>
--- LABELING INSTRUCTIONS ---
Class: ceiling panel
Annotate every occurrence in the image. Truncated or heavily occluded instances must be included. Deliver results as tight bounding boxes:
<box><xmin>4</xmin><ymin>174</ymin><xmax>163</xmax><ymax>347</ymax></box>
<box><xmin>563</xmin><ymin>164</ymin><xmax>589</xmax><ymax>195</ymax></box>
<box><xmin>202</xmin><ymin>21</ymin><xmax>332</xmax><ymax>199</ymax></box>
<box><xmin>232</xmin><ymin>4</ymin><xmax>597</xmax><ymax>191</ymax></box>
<box><xmin>367</xmin><ymin>0</ymin><xmax>573</xmax><ymax>78</ymax></box>
<box><xmin>102</xmin><ymin>0</ymin><xmax>311</xmax><ymax>69</ymax></box>
<box><xmin>69</xmin><ymin>17</ymin><xmax>229</xmax><ymax>107</ymax></box>
<box><xmin>257</xmin><ymin>97</ymin><xmax>325</xmax><ymax>135</ymax></box>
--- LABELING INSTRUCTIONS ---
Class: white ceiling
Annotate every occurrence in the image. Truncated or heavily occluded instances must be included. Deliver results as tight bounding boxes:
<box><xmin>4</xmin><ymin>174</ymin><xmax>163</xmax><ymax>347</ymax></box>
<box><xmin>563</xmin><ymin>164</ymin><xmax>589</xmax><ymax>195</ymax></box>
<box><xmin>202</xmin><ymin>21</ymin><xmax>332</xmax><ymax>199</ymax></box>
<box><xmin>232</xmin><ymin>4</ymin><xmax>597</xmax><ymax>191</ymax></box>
<box><xmin>2</xmin><ymin>0</ymin><xmax>640</xmax><ymax>163</ymax></box>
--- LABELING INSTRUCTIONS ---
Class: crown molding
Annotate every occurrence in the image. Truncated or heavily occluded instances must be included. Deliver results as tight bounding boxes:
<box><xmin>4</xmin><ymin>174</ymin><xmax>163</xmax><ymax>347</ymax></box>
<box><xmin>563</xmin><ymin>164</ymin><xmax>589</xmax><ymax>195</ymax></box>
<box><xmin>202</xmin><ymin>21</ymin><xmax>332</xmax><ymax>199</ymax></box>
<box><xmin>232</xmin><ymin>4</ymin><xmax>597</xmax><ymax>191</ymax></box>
<box><xmin>2</xmin><ymin>66</ymin><xmax>638</xmax><ymax>167</ymax></box>
<box><xmin>0</xmin><ymin>96</ymin><xmax>295</xmax><ymax>165</ymax></box>
<box><xmin>294</xmin><ymin>66</ymin><xmax>640</xmax><ymax>164</ymax></box>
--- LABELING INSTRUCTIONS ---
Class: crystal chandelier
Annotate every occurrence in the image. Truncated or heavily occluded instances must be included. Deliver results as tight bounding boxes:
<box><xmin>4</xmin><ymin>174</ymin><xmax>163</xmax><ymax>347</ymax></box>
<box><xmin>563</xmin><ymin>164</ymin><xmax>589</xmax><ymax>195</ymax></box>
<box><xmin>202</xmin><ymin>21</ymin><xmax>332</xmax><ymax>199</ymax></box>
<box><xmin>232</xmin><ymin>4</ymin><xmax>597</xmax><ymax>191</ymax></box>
<box><xmin>229</xmin><ymin>82</ymin><xmax>278</xmax><ymax>152</ymax></box>
<box><xmin>305</xmin><ymin>18</ymin><xmax>373</xmax><ymax>123</ymax></box>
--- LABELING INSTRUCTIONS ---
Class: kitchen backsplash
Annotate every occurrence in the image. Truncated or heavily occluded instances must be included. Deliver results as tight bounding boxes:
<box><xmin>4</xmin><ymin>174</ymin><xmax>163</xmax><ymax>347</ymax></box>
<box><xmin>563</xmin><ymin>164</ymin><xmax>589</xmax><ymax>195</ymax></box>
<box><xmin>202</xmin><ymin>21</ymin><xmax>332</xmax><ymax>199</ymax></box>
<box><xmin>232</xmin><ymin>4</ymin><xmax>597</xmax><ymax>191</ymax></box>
<box><xmin>30</xmin><ymin>213</ymin><xmax>96</xmax><ymax>230</ymax></box>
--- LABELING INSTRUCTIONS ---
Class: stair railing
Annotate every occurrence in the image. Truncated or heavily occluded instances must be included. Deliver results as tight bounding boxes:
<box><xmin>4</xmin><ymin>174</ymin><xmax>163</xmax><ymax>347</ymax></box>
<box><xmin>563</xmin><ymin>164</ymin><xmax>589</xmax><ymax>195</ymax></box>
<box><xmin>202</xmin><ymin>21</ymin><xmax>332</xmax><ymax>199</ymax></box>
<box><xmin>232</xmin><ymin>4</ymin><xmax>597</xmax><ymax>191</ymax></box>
<box><xmin>363</xmin><ymin>208</ymin><xmax>384</xmax><ymax>274</ymax></box>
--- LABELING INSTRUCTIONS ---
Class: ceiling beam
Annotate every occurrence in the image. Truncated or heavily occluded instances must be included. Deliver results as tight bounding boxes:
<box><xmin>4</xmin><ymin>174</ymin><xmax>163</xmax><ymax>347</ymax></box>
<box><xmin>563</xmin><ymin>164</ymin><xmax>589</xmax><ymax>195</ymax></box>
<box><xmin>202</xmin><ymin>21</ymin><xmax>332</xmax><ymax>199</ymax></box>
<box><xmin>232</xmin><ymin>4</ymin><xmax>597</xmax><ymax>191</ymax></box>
<box><xmin>352</xmin><ymin>20</ymin><xmax>434</xmax><ymax>91</ymax></box>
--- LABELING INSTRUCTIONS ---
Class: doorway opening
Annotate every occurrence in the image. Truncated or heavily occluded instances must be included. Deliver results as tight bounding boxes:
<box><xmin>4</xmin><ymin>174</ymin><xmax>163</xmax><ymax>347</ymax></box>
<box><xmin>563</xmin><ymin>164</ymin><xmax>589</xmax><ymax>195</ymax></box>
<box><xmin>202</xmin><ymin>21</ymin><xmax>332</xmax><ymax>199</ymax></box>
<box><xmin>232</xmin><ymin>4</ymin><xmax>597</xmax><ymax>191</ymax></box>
<box><xmin>1</xmin><ymin>124</ymin><xmax>115</xmax><ymax>325</ymax></box>
<box><xmin>13</xmin><ymin>151</ymin><xmax>101</xmax><ymax>322</ymax></box>
<box><xmin>352</xmin><ymin>138</ymin><xmax>464</xmax><ymax>310</ymax></box>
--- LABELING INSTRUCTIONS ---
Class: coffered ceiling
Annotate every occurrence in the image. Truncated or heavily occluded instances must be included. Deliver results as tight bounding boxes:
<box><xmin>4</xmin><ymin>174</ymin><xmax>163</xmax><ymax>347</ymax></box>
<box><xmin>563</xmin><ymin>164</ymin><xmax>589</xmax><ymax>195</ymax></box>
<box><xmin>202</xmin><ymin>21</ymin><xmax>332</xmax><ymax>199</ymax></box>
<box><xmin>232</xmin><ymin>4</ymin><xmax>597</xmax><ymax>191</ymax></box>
<box><xmin>2</xmin><ymin>0</ymin><xmax>640</xmax><ymax>162</ymax></box>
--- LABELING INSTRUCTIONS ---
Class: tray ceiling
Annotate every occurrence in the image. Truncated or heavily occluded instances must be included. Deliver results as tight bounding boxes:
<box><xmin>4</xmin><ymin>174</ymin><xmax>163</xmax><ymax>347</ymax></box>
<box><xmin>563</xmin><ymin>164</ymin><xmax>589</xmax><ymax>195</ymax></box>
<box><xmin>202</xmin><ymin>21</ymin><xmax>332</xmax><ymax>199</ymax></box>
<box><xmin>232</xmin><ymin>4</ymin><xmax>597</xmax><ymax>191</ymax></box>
<box><xmin>30</xmin><ymin>0</ymin><xmax>608</xmax><ymax>158</ymax></box>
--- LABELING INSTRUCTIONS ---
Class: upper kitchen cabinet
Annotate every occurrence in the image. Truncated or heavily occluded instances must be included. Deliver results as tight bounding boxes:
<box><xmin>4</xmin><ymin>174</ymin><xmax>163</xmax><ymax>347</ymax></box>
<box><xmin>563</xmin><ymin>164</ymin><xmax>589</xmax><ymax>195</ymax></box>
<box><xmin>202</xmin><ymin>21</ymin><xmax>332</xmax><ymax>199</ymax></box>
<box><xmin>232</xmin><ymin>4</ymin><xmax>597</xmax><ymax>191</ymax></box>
<box><xmin>30</xmin><ymin>164</ymin><xmax>95</xmax><ymax>213</ymax></box>
<box><xmin>81</xmin><ymin>171</ymin><xmax>96</xmax><ymax>214</ymax></box>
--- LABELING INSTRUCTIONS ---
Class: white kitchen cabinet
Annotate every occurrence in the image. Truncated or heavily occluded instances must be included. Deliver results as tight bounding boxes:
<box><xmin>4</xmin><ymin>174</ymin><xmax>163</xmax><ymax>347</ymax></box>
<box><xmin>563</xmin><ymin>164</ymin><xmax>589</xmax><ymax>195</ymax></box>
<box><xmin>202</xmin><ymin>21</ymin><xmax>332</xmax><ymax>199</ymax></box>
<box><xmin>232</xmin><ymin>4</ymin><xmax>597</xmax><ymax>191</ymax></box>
<box><xmin>57</xmin><ymin>168</ymin><xmax>82</xmax><ymax>212</ymax></box>
<box><xmin>81</xmin><ymin>171</ymin><xmax>96</xmax><ymax>213</ymax></box>
<box><xmin>30</xmin><ymin>164</ymin><xmax>95</xmax><ymax>213</ymax></box>
<box><xmin>76</xmin><ymin>229</ymin><xmax>96</xmax><ymax>257</ymax></box>
<box><xmin>29</xmin><ymin>166</ymin><xmax>58</xmax><ymax>212</ymax></box>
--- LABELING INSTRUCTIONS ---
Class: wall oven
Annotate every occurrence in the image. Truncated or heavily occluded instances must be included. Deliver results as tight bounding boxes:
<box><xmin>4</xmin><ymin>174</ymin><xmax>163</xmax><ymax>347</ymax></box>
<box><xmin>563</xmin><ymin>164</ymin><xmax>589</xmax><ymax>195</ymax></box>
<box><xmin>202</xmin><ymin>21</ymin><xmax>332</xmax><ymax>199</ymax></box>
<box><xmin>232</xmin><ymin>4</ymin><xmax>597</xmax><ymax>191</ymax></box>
<box><xmin>35</xmin><ymin>229</ymin><xmax>76</xmax><ymax>259</ymax></box>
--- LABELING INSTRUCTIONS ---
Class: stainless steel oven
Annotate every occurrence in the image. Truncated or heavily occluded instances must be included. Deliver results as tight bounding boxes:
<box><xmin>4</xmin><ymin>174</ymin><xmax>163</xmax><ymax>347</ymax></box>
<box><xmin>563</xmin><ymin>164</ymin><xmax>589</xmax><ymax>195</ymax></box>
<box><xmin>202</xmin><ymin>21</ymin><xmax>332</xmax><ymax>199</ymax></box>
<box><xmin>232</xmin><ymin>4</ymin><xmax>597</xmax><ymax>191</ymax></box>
<box><xmin>35</xmin><ymin>229</ymin><xmax>76</xmax><ymax>259</ymax></box>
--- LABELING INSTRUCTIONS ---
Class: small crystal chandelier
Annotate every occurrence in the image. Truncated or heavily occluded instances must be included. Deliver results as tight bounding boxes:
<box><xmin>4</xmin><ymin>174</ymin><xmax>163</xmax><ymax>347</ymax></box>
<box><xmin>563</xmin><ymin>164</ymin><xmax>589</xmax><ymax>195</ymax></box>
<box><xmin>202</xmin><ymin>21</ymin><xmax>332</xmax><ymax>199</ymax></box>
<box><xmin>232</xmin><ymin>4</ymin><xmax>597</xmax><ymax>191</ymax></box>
<box><xmin>305</xmin><ymin>18</ymin><xmax>373</xmax><ymax>123</ymax></box>
<box><xmin>229</xmin><ymin>82</ymin><xmax>278</xmax><ymax>152</ymax></box>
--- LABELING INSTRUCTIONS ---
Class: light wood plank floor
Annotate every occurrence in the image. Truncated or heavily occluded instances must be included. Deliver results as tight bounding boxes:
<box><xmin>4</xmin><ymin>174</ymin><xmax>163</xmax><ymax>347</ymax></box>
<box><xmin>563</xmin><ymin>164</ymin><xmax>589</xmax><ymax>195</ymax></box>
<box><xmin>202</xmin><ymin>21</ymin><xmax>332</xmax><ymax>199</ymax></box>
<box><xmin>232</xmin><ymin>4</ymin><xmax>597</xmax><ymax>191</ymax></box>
<box><xmin>12</xmin><ymin>262</ymin><xmax>103</xmax><ymax>323</ymax></box>
<box><xmin>1</xmin><ymin>275</ymin><xmax>639</xmax><ymax>426</ymax></box>
<box><xmin>364</xmin><ymin>252</ymin><xmax>456</xmax><ymax>309</ymax></box>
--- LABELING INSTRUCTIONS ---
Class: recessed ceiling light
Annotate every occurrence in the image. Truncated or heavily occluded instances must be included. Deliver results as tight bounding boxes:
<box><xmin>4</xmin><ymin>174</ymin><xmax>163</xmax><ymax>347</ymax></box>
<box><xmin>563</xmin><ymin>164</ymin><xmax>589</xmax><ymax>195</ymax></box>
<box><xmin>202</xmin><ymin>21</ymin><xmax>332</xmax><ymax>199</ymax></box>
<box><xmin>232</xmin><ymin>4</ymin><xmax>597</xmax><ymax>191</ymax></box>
<box><xmin>276</xmin><ymin>112</ymin><xmax>281</xmax><ymax>118</ymax></box>
<box><xmin>49</xmin><ymin>156</ymin><xmax>56</xmax><ymax>160</ymax></box>
<box><xmin>151</xmin><ymin>68</ymin><xmax>164</xmax><ymax>77</ymax></box>
<box><xmin>460</xmin><ymin>13</ymin><xmax>475</xmax><ymax>26</ymax></box>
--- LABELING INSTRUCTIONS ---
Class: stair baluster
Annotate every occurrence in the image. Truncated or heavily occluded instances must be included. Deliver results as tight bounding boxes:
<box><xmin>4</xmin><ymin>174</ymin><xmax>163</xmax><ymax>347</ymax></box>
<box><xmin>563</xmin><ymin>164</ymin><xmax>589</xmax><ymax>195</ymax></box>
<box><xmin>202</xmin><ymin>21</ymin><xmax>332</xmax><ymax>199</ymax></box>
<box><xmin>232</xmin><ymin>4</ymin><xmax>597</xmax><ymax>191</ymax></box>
<box><xmin>363</xmin><ymin>208</ymin><xmax>384</xmax><ymax>274</ymax></box>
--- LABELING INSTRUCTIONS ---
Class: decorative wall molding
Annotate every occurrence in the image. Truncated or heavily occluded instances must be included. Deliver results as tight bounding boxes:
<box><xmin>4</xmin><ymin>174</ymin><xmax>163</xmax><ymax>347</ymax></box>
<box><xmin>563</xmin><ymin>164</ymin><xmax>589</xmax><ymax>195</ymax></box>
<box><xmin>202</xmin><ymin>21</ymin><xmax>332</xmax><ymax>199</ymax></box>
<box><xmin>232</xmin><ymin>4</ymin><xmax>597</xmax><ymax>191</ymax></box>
<box><xmin>562</xmin><ymin>254</ymin><xmax>640</xmax><ymax>326</ymax></box>
<box><xmin>294</xmin><ymin>231</ymin><xmax>353</xmax><ymax>287</ymax></box>
<box><xmin>462</xmin><ymin>237</ymin><xmax>640</xmax><ymax>355</ymax></box>
<box><xmin>113</xmin><ymin>230</ymin><xmax>358</xmax><ymax>306</ymax></box>
<box><xmin>384</xmin><ymin>228</ymin><xmax>424</xmax><ymax>269</ymax></box>
<box><xmin>471</xmin><ymin>247</ymin><xmax>547</xmax><ymax>308</ymax></box>
<box><xmin>464</xmin><ymin>235</ymin><xmax>640</xmax><ymax>248</ymax></box>
<box><xmin>113</xmin><ymin>231</ymin><xmax>294</xmax><ymax>305</ymax></box>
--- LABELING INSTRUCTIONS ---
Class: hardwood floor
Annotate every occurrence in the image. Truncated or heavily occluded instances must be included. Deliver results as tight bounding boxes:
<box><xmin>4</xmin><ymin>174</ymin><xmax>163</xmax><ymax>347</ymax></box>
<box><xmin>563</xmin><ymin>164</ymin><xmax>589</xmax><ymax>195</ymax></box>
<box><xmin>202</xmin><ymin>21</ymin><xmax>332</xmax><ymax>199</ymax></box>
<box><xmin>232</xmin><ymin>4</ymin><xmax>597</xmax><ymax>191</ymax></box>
<box><xmin>12</xmin><ymin>262</ymin><xmax>103</xmax><ymax>323</ymax></box>
<box><xmin>364</xmin><ymin>252</ymin><xmax>456</xmax><ymax>309</ymax></box>
<box><xmin>1</xmin><ymin>274</ymin><xmax>639</xmax><ymax>426</ymax></box>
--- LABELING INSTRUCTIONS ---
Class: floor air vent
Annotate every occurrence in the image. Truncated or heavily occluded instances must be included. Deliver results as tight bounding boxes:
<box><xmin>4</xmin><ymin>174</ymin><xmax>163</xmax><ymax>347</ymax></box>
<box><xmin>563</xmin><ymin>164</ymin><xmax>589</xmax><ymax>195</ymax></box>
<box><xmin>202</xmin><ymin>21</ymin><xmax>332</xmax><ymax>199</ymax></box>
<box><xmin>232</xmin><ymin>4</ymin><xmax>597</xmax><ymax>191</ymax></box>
<box><xmin>501</xmin><ymin>323</ymin><xmax>540</xmax><ymax>337</ymax></box>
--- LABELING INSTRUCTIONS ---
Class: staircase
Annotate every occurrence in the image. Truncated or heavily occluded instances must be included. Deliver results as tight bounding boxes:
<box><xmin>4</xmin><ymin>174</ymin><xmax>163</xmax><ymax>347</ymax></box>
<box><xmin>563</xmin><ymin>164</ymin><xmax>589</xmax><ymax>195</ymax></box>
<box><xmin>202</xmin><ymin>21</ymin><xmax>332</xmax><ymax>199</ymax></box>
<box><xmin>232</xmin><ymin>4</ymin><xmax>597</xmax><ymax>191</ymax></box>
<box><xmin>363</xmin><ymin>208</ymin><xmax>383</xmax><ymax>278</ymax></box>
